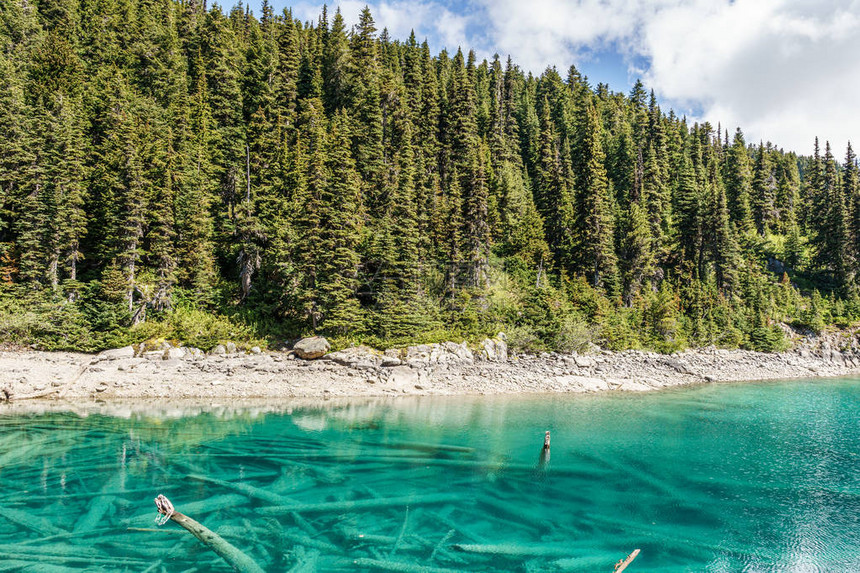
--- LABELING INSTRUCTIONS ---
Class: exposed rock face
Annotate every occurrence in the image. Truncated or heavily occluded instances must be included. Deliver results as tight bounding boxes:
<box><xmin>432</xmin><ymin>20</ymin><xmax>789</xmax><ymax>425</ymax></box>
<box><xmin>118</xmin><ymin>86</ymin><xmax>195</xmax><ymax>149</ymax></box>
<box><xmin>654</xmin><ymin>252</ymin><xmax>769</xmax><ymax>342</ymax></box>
<box><xmin>293</xmin><ymin>337</ymin><xmax>331</xmax><ymax>360</ymax></box>
<box><xmin>478</xmin><ymin>336</ymin><xmax>508</xmax><ymax>362</ymax></box>
<box><xmin>326</xmin><ymin>346</ymin><xmax>380</xmax><ymax>367</ymax></box>
<box><xmin>403</xmin><ymin>342</ymin><xmax>474</xmax><ymax>366</ymax></box>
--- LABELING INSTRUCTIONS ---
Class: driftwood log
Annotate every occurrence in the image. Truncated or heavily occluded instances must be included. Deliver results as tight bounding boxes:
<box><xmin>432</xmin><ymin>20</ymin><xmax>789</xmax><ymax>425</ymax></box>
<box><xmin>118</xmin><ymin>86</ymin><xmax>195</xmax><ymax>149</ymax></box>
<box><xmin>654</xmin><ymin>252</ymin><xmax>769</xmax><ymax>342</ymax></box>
<box><xmin>154</xmin><ymin>494</ymin><xmax>265</xmax><ymax>573</ymax></box>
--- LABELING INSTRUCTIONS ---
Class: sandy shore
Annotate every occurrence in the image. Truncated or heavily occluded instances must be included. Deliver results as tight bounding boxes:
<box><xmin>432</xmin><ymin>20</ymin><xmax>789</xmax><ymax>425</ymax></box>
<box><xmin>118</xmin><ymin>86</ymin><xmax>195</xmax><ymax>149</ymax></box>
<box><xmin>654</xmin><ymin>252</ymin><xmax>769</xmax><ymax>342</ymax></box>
<box><xmin>1</xmin><ymin>337</ymin><xmax>858</xmax><ymax>407</ymax></box>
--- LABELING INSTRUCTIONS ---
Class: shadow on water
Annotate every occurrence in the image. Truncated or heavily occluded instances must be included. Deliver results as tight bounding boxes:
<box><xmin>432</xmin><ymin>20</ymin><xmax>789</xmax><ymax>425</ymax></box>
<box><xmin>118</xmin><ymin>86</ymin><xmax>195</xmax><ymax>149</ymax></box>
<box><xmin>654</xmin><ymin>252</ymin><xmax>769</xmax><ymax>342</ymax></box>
<box><xmin>0</xmin><ymin>378</ymin><xmax>858</xmax><ymax>571</ymax></box>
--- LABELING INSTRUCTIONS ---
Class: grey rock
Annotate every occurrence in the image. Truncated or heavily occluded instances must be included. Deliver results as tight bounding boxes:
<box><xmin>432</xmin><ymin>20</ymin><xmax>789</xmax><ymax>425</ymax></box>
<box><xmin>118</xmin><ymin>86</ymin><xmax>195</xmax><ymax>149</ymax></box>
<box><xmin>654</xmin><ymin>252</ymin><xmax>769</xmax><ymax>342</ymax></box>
<box><xmin>163</xmin><ymin>347</ymin><xmax>185</xmax><ymax>360</ymax></box>
<box><xmin>293</xmin><ymin>336</ymin><xmax>331</xmax><ymax>360</ymax></box>
<box><xmin>661</xmin><ymin>357</ymin><xmax>694</xmax><ymax>375</ymax></box>
<box><xmin>210</xmin><ymin>345</ymin><xmax>227</xmax><ymax>355</ymax></box>
<box><xmin>97</xmin><ymin>346</ymin><xmax>136</xmax><ymax>361</ymax></box>
<box><xmin>381</xmin><ymin>356</ymin><xmax>401</xmax><ymax>367</ymax></box>
<box><xmin>184</xmin><ymin>347</ymin><xmax>205</xmax><ymax>360</ymax></box>
<box><xmin>250</xmin><ymin>346</ymin><xmax>262</xmax><ymax>354</ymax></box>
<box><xmin>225</xmin><ymin>341</ymin><xmax>238</xmax><ymax>354</ymax></box>
<box><xmin>478</xmin><ymin>338</ymin><xmax>507</xmax><ymax>362</ymax></box>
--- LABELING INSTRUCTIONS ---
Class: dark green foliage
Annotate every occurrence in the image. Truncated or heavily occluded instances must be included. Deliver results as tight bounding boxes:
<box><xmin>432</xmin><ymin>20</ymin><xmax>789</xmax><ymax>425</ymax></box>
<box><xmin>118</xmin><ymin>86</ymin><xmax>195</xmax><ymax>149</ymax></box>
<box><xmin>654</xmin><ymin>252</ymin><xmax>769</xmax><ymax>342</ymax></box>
<box><xmin>0</xmin><ymin>1</ymin><xmax>856</xmax><ymax>353</ymax></box>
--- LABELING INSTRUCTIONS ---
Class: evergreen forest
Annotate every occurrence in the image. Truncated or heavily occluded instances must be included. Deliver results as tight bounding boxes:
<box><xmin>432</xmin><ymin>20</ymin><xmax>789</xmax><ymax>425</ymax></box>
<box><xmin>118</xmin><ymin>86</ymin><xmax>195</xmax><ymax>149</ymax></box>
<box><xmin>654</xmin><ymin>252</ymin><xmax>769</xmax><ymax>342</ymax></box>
<box><xmin>2</xmin><ymin>0</ymin><xmax>859</xmax><ymax>353</ymax></box>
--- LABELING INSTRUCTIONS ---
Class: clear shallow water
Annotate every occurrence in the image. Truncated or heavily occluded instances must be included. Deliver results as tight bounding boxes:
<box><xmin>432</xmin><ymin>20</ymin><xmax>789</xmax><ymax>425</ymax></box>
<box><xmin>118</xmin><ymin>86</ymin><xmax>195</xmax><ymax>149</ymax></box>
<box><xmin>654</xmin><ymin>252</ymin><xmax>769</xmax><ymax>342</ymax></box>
<box><xmin>0</xmin><ymin>379</ymin><xmax>858</xmax><ymax>572</ymax></box>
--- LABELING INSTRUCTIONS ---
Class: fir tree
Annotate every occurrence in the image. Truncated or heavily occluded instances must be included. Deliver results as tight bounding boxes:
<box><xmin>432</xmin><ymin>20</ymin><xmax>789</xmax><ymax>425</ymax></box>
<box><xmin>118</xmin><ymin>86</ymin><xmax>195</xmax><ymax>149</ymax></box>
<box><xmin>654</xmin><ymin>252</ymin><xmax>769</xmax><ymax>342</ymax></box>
<box><xmin>574</xmin><ymin>97</ymin><xmax>618</xmax><ymax>292</ymax></box>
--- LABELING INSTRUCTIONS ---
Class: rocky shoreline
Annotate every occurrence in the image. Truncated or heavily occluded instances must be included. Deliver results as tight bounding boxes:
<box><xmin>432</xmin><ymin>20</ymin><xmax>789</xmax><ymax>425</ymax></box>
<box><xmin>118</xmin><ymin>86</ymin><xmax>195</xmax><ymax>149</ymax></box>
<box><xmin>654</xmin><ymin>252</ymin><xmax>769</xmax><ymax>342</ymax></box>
<box><xmin>1</xmin><ymin>330</ymin><xmax>859</xmax><ymax>405</ymax></box>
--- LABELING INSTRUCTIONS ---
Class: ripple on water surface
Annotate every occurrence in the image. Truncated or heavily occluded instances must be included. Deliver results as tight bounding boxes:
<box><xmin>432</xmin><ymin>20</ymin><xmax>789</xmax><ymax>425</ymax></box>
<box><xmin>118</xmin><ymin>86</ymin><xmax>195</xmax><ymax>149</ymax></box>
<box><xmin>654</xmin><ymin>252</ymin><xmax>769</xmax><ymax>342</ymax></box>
<box><xmin>0</xmin><ymin>377</ymin><xmax>858</xmax><ymax>572</ymax></box>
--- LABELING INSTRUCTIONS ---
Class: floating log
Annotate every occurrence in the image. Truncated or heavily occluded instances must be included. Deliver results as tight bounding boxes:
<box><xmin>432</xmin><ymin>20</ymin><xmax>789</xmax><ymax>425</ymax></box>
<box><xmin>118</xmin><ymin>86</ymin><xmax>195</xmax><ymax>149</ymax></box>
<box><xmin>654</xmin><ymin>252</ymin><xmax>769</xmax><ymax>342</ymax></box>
<box><xmin>614</xmin><ymin>548</ymin><xmax>640</xmax><ymax>572</ymax></box>
<box><xmin>154</xmin><ymin>494</ymin><xmax>265</xmax><ymax>573</ymax></box>
<box><xmin>259</xmin><ymin>493</ymin><xmax>460</xmax><ymax>515</ymax></box>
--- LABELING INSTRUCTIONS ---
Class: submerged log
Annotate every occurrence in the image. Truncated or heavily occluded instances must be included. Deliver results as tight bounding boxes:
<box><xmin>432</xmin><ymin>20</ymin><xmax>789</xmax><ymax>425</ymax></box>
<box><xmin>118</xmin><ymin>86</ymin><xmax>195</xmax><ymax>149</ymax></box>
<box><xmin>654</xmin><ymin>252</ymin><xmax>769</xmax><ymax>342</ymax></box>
<box><xmin>0</xmin><ymin>507</ymin><xmax>65</xmax><ymax>537</ymax></box>
<box><xmin>74</xmin><ymin>475</ymin><xmax>121</xmax><ymax>533</ymax></box>
<box><xmin>259</xmin><ymin>493</ymin><xmax>460</xmax><ymax>515</ymax></box>
<box><xmin>451</xmin><ymin>543</ymin><xmax>577</xmax><ymax>558</ymax></box>
<box><xmin>187</xmin><ymin>474</ymin><xmax>298</xmax><ymax>505</ymax></box>
<box><xmin>347</xmin><ymin>557</ymin><xmax>464</xmax><ymax>573</ymax></box>
<box><xmin>154</xmin><ymin>494</ymin><xmax>265</xmax><ymax>573</ymax></box>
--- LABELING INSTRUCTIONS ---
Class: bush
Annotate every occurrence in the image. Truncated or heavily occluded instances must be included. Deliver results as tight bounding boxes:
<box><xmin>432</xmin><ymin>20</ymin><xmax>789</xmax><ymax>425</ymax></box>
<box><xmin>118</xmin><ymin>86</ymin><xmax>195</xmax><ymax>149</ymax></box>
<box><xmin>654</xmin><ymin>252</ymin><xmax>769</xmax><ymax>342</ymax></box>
<box><xmin>506</xmin><ymin>324</ymin><xmax>546</xmax><ymax>354</ymax></box>
<box><xmin>553</xmin><ymin>315</ymin><xmax>595</xmax><ymax>353</ymax></box>
<box><xmin>133</xmin><ymin>306</ymin><xmax>262</xmax><ymax>351</ymax></box>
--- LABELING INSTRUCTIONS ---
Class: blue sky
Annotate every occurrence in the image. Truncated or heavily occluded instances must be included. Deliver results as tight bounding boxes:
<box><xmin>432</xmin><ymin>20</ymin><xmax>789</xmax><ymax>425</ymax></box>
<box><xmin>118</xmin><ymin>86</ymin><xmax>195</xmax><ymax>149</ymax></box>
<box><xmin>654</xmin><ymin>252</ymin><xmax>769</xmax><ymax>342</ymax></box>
<box><xmin>256</xmin><ymin>0</ymin><xmax>860</xmax><ymax>155</ymax></box>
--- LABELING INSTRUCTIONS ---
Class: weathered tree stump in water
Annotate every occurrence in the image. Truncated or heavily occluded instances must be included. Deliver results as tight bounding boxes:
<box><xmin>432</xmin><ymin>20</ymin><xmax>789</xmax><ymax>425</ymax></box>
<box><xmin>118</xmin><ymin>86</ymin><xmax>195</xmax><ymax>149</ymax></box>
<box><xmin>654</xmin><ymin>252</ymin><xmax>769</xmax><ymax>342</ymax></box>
<box><xmin>154</xmin><ymin>494</ymin><xmax>265</xmax><ymax>573</ymax></box>
<box><xmin>537</xmin><ymin>431</ymin><xmax>551</xmax><ymax>468</ymax></box>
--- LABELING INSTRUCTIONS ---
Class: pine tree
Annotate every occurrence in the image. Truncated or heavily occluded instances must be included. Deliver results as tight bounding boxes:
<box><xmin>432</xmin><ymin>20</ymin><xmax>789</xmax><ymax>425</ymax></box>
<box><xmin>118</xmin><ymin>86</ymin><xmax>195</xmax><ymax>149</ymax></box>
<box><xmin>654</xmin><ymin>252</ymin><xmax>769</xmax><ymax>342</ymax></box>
<box><xmin>751</xmin><ymin>142</ymin><xmax>777</xmax><ymax>235</ymax></box>
<box><xmin>674</xmin><ymin>152</ymin><xmax>702</xmax><ymax>275</ymax></box>
<box><xmin>574</xmin><ymin>96</ymin><xmax>618</xmax><ymax>292</ymax></box>
<box><xmin>318</xmin><ymin>110</ymin><xmax>364</xmax><ymax>334</ymax></box>
<box><xmin>322</xmin><ymin>8</ymin><xmax>350</xmax><ymax>114</ymax></box>
<box><xmin>834</xmin><ymin>143</ymin><xmax>857</xmax><ymax>293</ymax></box>
<box><xmin>348</xmin><ymin>7</ymin><xmax>385</xmax><ymax>216</ymax></box>
<box><xmin>619</xmin><ymin>200</ymin><xmax>654</xmax><ymax>306</ymax></box>
<box><xmin>723</xmin><ymin>128</ymin><xmax>754</xmax><ymax>233</ymax></box>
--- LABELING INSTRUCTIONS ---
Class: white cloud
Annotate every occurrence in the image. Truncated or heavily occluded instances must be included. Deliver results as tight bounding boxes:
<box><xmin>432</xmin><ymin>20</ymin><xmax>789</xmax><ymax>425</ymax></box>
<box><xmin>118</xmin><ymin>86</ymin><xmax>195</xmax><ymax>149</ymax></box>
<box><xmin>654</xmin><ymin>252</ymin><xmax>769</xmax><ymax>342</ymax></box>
<box><xmin>637</xmin><ymin>0</ymin><xmax>860</xmax><ymax>153</ymax></box>
<box><xmin>278</xmin><ymin>0</ymin><xmax>860</xmax><ymax>154</ymax></box>
<box><xmin>470</xmin><ymin>0</ymin><xmax>860</xmax><ymax>154</ymax></box>
<box><xmin>287</xmin><ymin>1</ymin><xmax>469</xmax><ymax>53</ymax></box>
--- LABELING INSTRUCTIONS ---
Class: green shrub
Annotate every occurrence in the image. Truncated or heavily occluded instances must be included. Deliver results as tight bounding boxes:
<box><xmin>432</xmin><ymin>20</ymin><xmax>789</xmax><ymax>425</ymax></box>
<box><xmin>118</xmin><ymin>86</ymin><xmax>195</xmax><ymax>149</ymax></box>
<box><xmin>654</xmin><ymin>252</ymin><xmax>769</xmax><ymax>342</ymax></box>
<box><xmin>746</xmin><ymin>325</ymin><xmax>788</xmax><ymax>352</ymax></box>
<box><xmin>506</xmin><ymin>324</ymin><xmax>546</xmax><ymax>354</ymax></box>
<box><xmin>134</xmin><ymin>306</ymin><xmax>262</xmax><ymax>351</ymax></box>
<box><xmin>553</xmin><ymin>315</ymin><xmax>595</xmax><ymax>353</ymax></box>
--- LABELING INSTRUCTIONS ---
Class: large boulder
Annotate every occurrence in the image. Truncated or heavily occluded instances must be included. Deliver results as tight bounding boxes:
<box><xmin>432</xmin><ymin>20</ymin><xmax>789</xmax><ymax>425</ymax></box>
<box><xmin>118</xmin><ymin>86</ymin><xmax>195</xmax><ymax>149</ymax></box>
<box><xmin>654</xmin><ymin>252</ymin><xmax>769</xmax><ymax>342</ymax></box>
<box><xmin>163</xmin><ymin>347</ymin><xmax>185</xmax><ymax>360</ymax></box>
<box><xmin>293</xmin><ymin>336</ymin><xmax>331</xmax><ymax>360</ymax></box>
<box><xmin>96</xmin><ymin>346</ymin><xmax>135</xmax><ymax>361</ymax></box>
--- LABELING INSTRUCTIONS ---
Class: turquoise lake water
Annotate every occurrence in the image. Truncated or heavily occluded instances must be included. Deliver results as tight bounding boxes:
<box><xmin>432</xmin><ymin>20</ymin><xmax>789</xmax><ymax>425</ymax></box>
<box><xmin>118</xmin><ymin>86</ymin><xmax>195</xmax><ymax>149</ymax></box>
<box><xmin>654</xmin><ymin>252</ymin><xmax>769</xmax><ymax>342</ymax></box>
<box><xmin>0</xmin><ymin>378</ymin><xmax>858</xmax><ymax>572</ymax></box>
